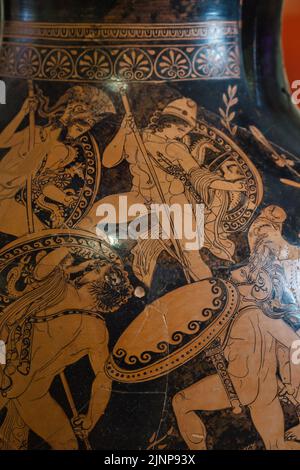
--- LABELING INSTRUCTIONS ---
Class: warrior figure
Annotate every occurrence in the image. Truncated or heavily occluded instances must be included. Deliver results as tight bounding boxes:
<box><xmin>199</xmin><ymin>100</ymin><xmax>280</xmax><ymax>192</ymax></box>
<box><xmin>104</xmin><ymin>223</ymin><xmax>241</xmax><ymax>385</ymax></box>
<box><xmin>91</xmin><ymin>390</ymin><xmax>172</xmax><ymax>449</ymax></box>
<box><xmin>0</xmin><ymin>246</ymin><xmax>133</xmax><ymax>449</ymax></box>
<box><xmin>172</xmin><ymin>205</ymin><xmax>300</xmax><ymax>450</ymax></box>
<box><xmin>80</xmin><ymin>98</ymin><xmax>247</xmax><ymax>286</ymax></box>
<box><xmin>0</xmin><ymin>85</ymin><xmax>115</xmax><ymax>235</ymax></box>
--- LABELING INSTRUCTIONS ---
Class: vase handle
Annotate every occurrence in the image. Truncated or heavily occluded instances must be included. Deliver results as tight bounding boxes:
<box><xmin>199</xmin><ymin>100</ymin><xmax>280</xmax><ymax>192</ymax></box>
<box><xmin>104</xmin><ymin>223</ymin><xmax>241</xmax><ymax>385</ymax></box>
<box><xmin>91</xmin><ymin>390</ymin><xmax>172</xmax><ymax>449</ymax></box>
<box><xmin>0</xmin><ymin>0</ymin><xmax>3</xmax><ymax>48</ymax></box>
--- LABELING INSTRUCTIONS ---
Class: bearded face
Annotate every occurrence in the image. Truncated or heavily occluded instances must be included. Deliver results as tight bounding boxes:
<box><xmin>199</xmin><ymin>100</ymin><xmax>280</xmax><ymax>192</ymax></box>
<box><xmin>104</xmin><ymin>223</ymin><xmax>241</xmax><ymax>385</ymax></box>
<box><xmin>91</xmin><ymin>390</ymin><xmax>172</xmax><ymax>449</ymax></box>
<box><xmin>59</xmin><ymin>102</ymin><xmax>94</xmax><ymax>139</ymax></box>
<box><xmin>67</xmin><ymin>120</ymin><xmax>91</xmax><ymax>139</ymax></box>
<box><xmin>88</xmin><ymin>264</ymin><xmax>134</xmax><ymax>313</ymax></box>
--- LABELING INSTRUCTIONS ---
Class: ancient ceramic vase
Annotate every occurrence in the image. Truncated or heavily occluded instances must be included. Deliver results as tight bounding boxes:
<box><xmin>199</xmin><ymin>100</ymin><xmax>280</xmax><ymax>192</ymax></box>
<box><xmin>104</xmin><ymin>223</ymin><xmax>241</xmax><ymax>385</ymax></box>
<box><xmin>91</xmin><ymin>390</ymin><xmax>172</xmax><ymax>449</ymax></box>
<box><xmin>0</xmin><ymin>0</ymin><xmax>300</xmax><ymax>451</ymax></box>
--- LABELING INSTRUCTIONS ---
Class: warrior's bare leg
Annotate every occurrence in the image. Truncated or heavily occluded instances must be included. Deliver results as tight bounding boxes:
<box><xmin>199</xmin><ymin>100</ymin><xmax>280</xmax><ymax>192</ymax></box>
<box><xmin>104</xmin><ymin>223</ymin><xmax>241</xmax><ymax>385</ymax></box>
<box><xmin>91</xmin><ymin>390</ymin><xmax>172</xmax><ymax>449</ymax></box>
<box><xmin>249</xmin><ymin>396</ymin><xmax>300</xmax><ymax>450</ymax></box>
<box><xmin>181</xmin><ymin>246</ymin><xmax>211</xmax><ymax>282</ymax></box>
<box><xmin>14</xmin><ymin>389</ymin><xmax>78</xmax><ymax>450</ymax></box>
<box><xmin>285</xmin><ymin>424</ymin><xmax>300</xmax><ymax>442</ymax></box>
<box><xmin>249</xmin><ymin>396</ymin><xmax>285</xmax><ymax>450</ymax></box>
<box><xmin>172</xmin><ymin>374</ymin><xmax>230</xmax><ymax>450</ymax></box>
<box><xmin>171</xmin><ymin>194</ymin><xmax>212</xmax><ymax>282</ymax></box>
<box><xmin>277</xmin><ymin>343</ymin><xmax>300</xmax><ymax>443</ymax></box>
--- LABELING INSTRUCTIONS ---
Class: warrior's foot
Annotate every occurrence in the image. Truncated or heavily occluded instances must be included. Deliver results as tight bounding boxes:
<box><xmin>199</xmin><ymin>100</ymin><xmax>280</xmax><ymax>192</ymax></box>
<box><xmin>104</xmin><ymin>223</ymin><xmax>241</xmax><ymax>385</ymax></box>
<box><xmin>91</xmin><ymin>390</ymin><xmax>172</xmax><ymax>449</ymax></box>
<box><xmin>285</xmin><ymin>424</ymin><xmax>300</xmax><ymax>442</ymax></box>
<box><xmin>281</xmin><ymin>439</ymin><xmax>300</xmax><ymax>450</ymax></box>
<box><xmin>268</xmin><ymin>438</ymin><xmax>300</xmax><ymax>450</ymax></box>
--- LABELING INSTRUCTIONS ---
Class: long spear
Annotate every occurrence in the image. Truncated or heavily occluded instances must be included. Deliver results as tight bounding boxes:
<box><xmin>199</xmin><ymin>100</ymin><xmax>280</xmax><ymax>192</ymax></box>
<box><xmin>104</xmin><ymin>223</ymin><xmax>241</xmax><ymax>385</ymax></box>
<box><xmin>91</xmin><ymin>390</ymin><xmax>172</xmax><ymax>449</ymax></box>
<box><xmin>26</xmin><ymin>79</ymin><xmax>35</xmax><ymax>234</ymax></box>
<box><xmin>250</xmin><ymin>125</ymin><xmax>300</xmax><ymax>188</ymax></box>
<box><xmin>119</xmin><ymin>87</ymin><xmax>194</xmax><ymax>283</ymax></box>
<box><xmin>60</xmin><ymin>371</ymin><xmax>92</xmax><ymax>450</ymax></box>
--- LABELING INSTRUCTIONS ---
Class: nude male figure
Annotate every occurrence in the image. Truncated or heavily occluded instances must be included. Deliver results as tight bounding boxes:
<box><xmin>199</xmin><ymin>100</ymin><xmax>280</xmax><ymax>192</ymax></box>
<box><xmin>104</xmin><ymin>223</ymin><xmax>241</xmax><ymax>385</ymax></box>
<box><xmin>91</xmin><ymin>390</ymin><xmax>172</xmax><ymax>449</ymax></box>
<box><xmin>172</xmin><ymin>206</ymin><xmax>300</xmax><ymax>450</ymax></box>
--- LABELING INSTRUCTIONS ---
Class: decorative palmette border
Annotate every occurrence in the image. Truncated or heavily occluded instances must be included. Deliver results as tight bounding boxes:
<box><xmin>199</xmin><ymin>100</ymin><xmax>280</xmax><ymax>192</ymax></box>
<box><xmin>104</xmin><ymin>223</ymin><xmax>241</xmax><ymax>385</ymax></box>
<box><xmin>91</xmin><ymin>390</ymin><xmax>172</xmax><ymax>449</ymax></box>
<box><xmin>0</xmin><ymin>42</ymin><xmax>240</xmax><ymax>82</ymax></box>
<box><xmin>0</xmin><ymin>21</ymin><xmax>241</xmax><ymax>82</ymax></box>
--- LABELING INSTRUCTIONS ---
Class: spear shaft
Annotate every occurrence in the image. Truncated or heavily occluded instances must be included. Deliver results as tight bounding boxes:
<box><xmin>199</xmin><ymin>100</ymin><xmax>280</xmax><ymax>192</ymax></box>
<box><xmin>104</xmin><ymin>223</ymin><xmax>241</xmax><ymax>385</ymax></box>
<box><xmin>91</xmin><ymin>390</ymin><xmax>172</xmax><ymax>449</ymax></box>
<box><xmin>26</xmin><ymin>79</ymin><xmax>35</xmax><ymax>234</ymax></box>
<box><xmin>60</xmin><ymin>372</ymin><xmax>92</xmax><ymax>450</ymax></box>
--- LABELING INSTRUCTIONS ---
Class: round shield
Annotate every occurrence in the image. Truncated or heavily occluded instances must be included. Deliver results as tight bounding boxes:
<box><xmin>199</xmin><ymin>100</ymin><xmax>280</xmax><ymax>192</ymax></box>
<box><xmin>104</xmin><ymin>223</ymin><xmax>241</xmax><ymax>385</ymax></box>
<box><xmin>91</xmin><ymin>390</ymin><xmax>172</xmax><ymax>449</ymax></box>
<box><xmin>25</xmin><ymin>132</ymin><xmax>101</xmax><ymax>230</ymax></box>
<box><xmin>192</xmin><ymin>123</ymin><xmax>263</xmax><ymax>233</ymax></box>
<box><xmin>106</xmin><ymin>278</ymin><xmax>239</xmax><ymax>383</ymax></box>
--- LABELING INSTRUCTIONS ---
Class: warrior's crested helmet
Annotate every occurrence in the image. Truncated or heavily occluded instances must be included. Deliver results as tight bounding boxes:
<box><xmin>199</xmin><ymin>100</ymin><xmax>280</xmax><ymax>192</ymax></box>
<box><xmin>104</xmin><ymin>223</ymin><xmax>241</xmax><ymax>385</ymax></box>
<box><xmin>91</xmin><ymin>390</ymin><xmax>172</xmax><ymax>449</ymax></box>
<box><xmin>37</xmin><ymin>84</ymin><xmax>116</xmax><ymax>127</ymax></box>
<box><xmin>161</xmin><ymin>98</ymin><xmax>197</xmax><ymax>128</ymax></box>
<box><xmin>60</xmin><ymin>85</ymin><xmax>116</xmax><ymax>127</ymax></box>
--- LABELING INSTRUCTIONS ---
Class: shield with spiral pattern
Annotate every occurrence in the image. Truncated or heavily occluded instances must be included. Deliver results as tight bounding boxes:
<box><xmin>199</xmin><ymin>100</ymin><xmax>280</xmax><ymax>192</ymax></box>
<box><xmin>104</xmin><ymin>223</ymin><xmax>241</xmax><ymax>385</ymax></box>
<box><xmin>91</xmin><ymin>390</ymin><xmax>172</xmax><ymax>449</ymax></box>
<box><xmin>106</xmin><ymin>278</ymin><xmax>239</xmax><ymax>383</ymax></box>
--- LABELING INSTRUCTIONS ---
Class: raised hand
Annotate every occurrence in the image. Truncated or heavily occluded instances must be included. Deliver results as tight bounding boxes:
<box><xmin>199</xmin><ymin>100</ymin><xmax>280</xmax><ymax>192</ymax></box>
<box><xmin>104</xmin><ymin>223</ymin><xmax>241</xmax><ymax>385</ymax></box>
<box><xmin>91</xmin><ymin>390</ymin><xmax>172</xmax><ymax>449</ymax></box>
<box><xmin>120</xmin><ymin>113</ymin><xmax>137</xmax><ymax>134</ymax></box>
<box><xmin>20</xmin><ymin>96</ymin><xmax>39</xmax><ymax>116</ymax></box>
<box><xmin>71</xmin><ymin>414</ymin><xmax>92</xmax><ymax>441</ymax></box>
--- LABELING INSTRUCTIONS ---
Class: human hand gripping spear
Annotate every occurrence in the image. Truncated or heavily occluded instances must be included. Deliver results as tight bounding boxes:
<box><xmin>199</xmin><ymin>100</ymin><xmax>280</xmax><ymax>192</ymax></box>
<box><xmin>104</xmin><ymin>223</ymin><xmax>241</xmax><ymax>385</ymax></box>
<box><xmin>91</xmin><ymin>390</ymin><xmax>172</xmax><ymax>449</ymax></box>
<box><xmin>60</xmin><ymin>371</ymin><xmax>92</xmax><ymax>450</ymax></box>
<box><xmin>119</xmin><ymin>85</ymin><xmax>194</xmax><ymax>284</ymax></box>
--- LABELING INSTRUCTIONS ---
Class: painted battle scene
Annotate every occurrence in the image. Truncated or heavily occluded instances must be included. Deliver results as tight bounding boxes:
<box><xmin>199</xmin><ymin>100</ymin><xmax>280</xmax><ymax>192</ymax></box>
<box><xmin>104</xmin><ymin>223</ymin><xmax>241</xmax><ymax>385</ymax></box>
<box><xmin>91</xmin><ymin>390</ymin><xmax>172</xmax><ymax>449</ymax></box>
<box><xmin>0</xmin><ymin>0</ymin><xmax>300</xmax><ymax>451</ymax></box>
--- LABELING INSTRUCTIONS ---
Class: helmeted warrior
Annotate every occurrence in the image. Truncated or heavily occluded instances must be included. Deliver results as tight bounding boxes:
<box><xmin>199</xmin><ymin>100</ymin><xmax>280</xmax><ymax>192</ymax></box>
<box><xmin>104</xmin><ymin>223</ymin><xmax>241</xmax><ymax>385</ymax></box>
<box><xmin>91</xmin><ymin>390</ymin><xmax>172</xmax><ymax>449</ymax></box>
<box><xmin>80</xmin><ymin>97</ymin><xmax>247</xmax><ymax>286</ymax></box>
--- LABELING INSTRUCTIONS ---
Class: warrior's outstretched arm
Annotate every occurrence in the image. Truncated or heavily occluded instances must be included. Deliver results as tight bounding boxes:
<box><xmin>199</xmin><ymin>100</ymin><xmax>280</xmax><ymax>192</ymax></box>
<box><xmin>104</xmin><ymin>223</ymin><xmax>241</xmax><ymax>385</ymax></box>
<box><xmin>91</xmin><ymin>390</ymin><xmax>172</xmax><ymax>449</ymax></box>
<box><xmin>34</xmin><ymin>247</ymin><xmax>109</xmax><ymax>281</ymax></box>
<box><xmin>167</xmin><ymin>142</ymin><xmax>247</xmax><ymax>191</ymax></box>
<box><xmin>34</xmin><ymin>247</ymin><xmax>73</xmax><ymax>280</ymax></box>
<box><xmin>210</xmin><ymin>179</ymin><xmax>247</xmax><ymax>192</ymax></box>
<box><xmin>102</xmin><ymin>114</ymin><xmax>136</xmax><ymax>168</ymax></box>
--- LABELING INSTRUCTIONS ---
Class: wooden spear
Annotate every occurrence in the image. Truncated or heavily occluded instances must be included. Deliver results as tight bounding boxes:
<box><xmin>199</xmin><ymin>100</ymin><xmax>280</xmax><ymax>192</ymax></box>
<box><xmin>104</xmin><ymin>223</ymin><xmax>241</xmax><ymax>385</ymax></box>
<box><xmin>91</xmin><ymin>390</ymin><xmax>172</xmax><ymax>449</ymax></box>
<box><xmin>60</xmin><ymin>371</ymin><xmax>92</xmax><ymax>450</ymax></box>
<box><xmin>26</xmin><ymin>79</ymin><xmax>35</xmax><ymax>234</ymax></box>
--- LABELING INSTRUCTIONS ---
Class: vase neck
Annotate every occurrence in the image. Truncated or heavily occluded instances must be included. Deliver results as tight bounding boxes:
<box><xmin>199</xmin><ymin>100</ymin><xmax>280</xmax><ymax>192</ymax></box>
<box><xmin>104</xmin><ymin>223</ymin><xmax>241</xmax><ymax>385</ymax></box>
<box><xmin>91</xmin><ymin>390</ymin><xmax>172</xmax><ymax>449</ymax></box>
<box><xmin>3</xmin><ymin>0</ymin><xmax>291</xmax><ymax>114</ymax></box>
<box><xmin>5</xmin><ymin>0</ymin><xmax>240</xmax><ymax>23</ymax></box>
<box><xmin>241</xmin><ymin>0</ymin><xmax>293</xmax><ymax>113</ymax></box>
